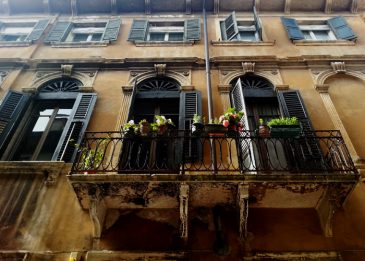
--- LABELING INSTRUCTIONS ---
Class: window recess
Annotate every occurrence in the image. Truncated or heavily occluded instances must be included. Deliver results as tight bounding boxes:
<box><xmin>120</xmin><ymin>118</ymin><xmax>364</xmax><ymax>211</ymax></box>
<box><xmin>0</xmin><ymin>19</ymin><xmax>49</xmax><ymax>44</ymax></box>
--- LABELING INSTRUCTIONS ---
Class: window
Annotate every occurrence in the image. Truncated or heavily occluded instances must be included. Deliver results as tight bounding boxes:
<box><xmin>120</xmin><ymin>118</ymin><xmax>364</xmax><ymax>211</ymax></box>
<box><xmin>0</xmin><ymin>20</ymin><xmax>49</xmax><ymax>43</ymax></box>
<box><xmin>0</xmin><ymin>78</ymin><xmax>97</xmax><ymax>162</ymax></box>
<box><xmin>44</xmin><ymin>18</ymin><xmax>121</xmax><ymax>44</ymax></box>
<box><xmin>220</xmin><ymin>8</ymin><xmax>262</xmax><ymax>42</ymax></box>
<box><xmin>281</xmin><ymin>16</ymin><xmax>357</xmax><ymax>42</ymax></box>
<box><xmin>128</xmin><ymin>19</ymin><xmax>200</xmax><ymax>43</ymax></box>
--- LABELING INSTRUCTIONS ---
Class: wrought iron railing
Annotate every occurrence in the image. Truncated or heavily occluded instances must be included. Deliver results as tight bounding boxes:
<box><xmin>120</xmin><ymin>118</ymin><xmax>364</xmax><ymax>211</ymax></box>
<box><xmin>70</xmin><ymin>130</ymin><xmax>357</xmax><ymax>175</ymax></box>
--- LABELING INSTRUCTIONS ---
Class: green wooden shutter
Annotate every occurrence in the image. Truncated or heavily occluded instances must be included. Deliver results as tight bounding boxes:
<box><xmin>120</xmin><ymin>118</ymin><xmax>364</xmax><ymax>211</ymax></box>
<box><xmin>102</xmin><ymin>18</ymin><xmax>121</xmax><ymax>42</ymax></box>
<box><xmin>281</xmin><ymin>17</ymin><xmax>304</xmax><ymax>40</ymax></box>
<box><xmin>184</xmin><ymin>19</ymin><xmax>201</xmax><ymax>41</ymax></box>
<box><xmin>327</xmin><ymin>16</ymin><xmax>357</xmax><ymax>41</ymax></box>
<box><xmin>179</xmin><ymin>91</ymin><xmax>202</xmax><ymax>161</ymax></box>
<box><xmin>128</xmin><ymin>20</ymin><xmax>148</xmax><ymax>42</ymax></box>
<box><xmin>224</xmin><ymin>12</ymin><xmax>238</xmax><ymax>40</ymax></box>
<box><xmin>44</xmin><ymin>21</ymin><xmax>72</xmax><ymax>43</ymax></box>
<box><xmin>253</xmin><ymin>6</ymin><xmax>262</xmax><ymax>41</ymax></box>
<box><xmin>277</xmin><ymin>90</ymin><xmax>323</xmax><ymax>168</ymax></box>
<box><xmin>0</xmin><ymin>91</ymin><xmax>31</xmax><ymax>158</ymax></box>
<box><xmin>25</xmin><ymin>19</ymin><xmax>50</xmax><ymax>42</ymax></box>
<box><xmin>53</xmin><ymin>93</ymin><xmax>97</xmax><ymax>162</ymax></box>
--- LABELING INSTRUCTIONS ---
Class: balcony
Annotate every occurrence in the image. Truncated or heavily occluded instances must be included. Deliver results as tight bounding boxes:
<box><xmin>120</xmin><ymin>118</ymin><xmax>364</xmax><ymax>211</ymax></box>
<box><xmin>70</xmin><ymin>130</ymin><xmax>357</xmax><ymax>176</ymax></box>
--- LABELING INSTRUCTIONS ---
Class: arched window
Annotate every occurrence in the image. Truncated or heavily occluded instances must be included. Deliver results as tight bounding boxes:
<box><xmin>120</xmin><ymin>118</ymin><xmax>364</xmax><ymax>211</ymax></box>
<box><xmin>0</xmin><ymin>78</ymin><xmax>97</xmax><ymax>162</ymax></box>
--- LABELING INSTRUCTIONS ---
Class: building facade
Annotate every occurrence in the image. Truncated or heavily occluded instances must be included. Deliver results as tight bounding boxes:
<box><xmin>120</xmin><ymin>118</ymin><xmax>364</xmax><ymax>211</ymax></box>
<box><xmin>0</xmin><ymin>0</ymin><xmax>365</xmax><ymax>260</ymax></box>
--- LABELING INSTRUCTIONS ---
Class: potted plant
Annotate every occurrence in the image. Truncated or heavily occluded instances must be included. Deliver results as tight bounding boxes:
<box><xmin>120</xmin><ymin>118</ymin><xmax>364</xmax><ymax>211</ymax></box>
<box><xmin>267</xmin><ymin>117</ymin><xmax>301</xmax><ymax>138</ymax></box>
<box><xmin>78</xmin><ymin>138</ymin><xmax>109</xmax><ymax>174</ymax></box>
<box><xmin>139</xmin><ymin>119</ymin><xmax>151</xmax><ymax>136</ymax></box>
<box><xmin>258</xmin><ymin>118</ymin><xmax>270</xmax><ymax>138</ymax></box>
<box><xmin>155</xmin><ymin>115</ymin><xmax>175</xmax><ymax>135</ymax></box>
<box><xmin>219</xmin><ymin>108</ymin><xmax>244</xmax><ymax>137</ymax></box>
<box><xmin>191</xmin><ymin>114</ymin><xmax>204</xmax><ymax>135</ymax></box>
<box><xmin>122</xmin><ymin>120</ymin><xmax>138</xmax><ymax>138</ymax></box>
<box><xmin>205</xmin><ymin>118</ymin><xmax>227</xmax><ymax>136</ymax></box>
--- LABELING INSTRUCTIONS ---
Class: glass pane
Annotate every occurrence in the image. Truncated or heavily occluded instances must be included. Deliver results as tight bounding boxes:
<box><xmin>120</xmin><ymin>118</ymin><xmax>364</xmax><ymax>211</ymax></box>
<box><xmin>302</xmin><ymin>31</ymin><xmax>312</xmax><ymax>40</ymax></box>
<box><xmin>168</xmin><ymin>33</ymin><xmax>183</xmax><ymax>42</ymax></box>
<box><xmin>314</xmin><ymin>30</ymin><xmax>330</xmax><ymax>40</ymax></box>
<box><xmin>238</xmin><ymin>31</ymin><xmax>256</xmax><ymax>41</ymax></box>
<box><xmin>149</xmin><ymin>32</ymin><xmax>165</xmax><ymax>41</ymax></box>
<box><xmin>0</xmin><ymin>35</ymin><xmax>22</xmax><ymax>41</ymax></box>
<box><xmin>73</xmin><ymin>34</ymin><xmax>88</xmax><ymax>42</ymax></box>
<box><xmin>91</xmin><ymin>33</ymin><xmax>102</xmax><ymax>41</ymax></box>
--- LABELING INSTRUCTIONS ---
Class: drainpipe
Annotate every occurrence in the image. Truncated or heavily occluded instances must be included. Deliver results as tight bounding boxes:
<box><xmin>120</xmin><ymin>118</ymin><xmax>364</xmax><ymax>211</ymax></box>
<box><xmin>203</xmin><ymin>0</ymin><xmax>214</xmax><ymax>121</ymax></box>
<box><xmin>203</xmin><ymin>0</ymin><xmax>217</xmax><ymax>173</ymax></box>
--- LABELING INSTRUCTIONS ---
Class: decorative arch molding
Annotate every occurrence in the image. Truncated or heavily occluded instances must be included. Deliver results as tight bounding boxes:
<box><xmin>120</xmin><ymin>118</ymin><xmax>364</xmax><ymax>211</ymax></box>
<box><xmin>314</xmin><ymin>69</ymin><xmax>365</xmax><ymax>87</ymax></box>
<box><xmin>218</xmin><ymin>69</ymin><xmax>284</xmax><ymax>93</ymax></box>
<box><xmin>24</xmin><ymin>70</ymin><xmax>98</xmax><ymax>93</ymax></box>
<box><xmin>127</xmin><ymin>69</ymin><xmax>193</xmax><ymax>91</ymax></box>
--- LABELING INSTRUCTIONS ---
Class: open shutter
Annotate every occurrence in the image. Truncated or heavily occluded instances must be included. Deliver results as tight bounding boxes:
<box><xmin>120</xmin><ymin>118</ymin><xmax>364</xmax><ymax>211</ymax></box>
<box><xmin>253</xmin><ymin>6</ymin><xmax>262</xmax><ymax>41</ymax></box>
<box><xmin>224</xmin><ymin>12</ymin><xmax>239</xmax><ymax>40</ymax></box>
<box><xmin>44</xmin><ymin>21</ymin><xmax>72</xmax><ymax>43</ymax></box>
<box><xmin>53</xmin><ymin>93</ymin><xmax>97</xmax><ymax>162</ymax></box>
<box><xmin>231</xmin><ymin>79</ymin><xmax>255</xmax><ymax>171</ymax></box>
<box><xmin>25</xmin><ymin>19</ymin><xmax>50</xmax><ymax>42</ymax></box>
<box><xmin>327</xmin><ymin>16</ymin><xmax>357</xmax><ymax>41</ymax></box>
<box><xmin>102</xmin><ymin>18</ymin><xmax>121</xmax><ymax>42</ymax></box>
<box><xmin>184</xmin><ymin>19</ymin><xmax>201</xmax><ymax>41</ymax></box>
<box><xmin>281</xmin><ymin>17</ymin><xmax>304</xmax><ymax>40</ymax></box>
<box><xmin>277</xmin><ymin>90</ymin><xmax>323</xmax><ymax>169</ymax></box>
<box><xmin>0</xmin><ymin>91</ymin><xmax>30</xmax><ymax>157</ymax></box>
<box><xmin>128</xmin><ymin>20</ymin><xmax>148</xmax><ymax>42</ymax></box>
<box><xmin>179</xmin><ymin>91</ymin><xmax>202</xmax><ymax>161</ymax></box>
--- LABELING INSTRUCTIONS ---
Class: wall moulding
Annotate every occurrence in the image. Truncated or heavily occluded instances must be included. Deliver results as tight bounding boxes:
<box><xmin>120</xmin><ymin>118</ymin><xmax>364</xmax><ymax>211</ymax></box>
<box><xmin>312</xmin><ymin>68</ymin><xmax>365</xmax><ymax>86</ymax></box>
<box><xmin>29</xmin><ymin>69</ymin><xmax>98</xmax><ymax>92</ymax></box>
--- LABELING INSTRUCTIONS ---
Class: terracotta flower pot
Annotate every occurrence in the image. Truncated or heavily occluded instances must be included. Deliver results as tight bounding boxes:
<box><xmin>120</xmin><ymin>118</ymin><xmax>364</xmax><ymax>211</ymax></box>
<box><xmin>258</xmin><ymin>125</ymin><xmax>270</xmax><ymax>138</ymax></box>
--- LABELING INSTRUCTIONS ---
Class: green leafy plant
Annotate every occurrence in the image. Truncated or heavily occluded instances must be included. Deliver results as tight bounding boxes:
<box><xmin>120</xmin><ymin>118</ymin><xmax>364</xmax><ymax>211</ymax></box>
<box><xmin>77</xmin><ymin>138</ymin><xmax>110</xmax><ymax>171</ymax></box>
<box><xmin>193</xmin><ymin>114</ymin><xmax>202</xmax><ymax>124</ymax></box>
<box><xmin>267</xmin><ymin>117</ymin><xmax>299</xmax><ymax>127</ymax></box>
<box><xmin>122</xmin><ymin>120</ymin><xmax>138</xmax><ymax>133</ymax></box>
<box><xmin>259</xmin><ymin>118</ymin><xmax>265</xmax><ymax>126</ymax></box>
<box><xmin>209</xmin><ymin>118</ymin><xmax>220</xmax><ymax>124</ymax></box>
<box><xmin>155</xmin><ymin>115</ymin><xmax>175</xmax><ymax>127</ymax></box>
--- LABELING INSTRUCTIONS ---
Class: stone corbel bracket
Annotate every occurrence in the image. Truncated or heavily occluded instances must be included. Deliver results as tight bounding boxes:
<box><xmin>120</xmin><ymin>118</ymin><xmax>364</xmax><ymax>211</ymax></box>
<box><xmin>154</xmin><ymin>64</ymin><xmax>166</xmax><ymax>76</ymax></box>
<box><xmin>275</xmin><ymin>84</ymin><xmax>290</xmax><ymax>92</ymax></box>
<box><xmin>180</xmin><ymin>184</ymin><xmax>189</xmax><ymax>239</ymax></box>
<box><xmin>237</xmin><ymin>184</ymin><xmax>249</xmax><ymax>240</ymax></box>
<box><xmin>61</xmin><ymin>64</ymin><xmax>74</xmax><ymax>77</ymax></box>
<box><xmin>88</xmin><ymin>185</ymin><xmax>107</xmax><ymax>250</ymax></box>
<box><xmin>331</xmin><ymin>62</ymin><xmax>346</xmax><ymax>73</ymax></box>
<box><xmin>242</xmin><ymin>62</ymin><xmax>255</xmax><ymax>75</ymax></box>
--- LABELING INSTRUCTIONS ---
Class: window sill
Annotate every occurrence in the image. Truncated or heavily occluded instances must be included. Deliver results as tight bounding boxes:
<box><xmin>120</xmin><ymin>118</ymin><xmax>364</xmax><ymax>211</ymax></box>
<box><xmin>211</xmin><ymin>40</ymin><xmax>275</xmax><ymax>46</ymax></box>
<box><xmin>293</xmin><ymin>40</ymin><xmax>355</xmax><ymax>46</ymax></box>
<box><xmin>50</xmin><ymin>41</ymin><xmax>109</xmax><ymax>48</ymax></box>
<box><xmin>134</xmin><ymin>41</ymin><xmax>194</xmax><ymax>47</ymax></box>
<box><xmin>0</xmin><ymin>41</ymin><xmax>31</xmax><ymax>47</ymax></box>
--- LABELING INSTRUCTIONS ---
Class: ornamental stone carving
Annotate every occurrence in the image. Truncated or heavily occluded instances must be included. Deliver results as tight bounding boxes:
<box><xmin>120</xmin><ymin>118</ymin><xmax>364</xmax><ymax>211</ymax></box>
<box><xmin>242</xmin><ymin>62</ymin><xmax>255</xmax><ymax>74</ymax></box>
<box><xmin>154</xmin><ymin>64</ymin><xmax>166</xmax><ymax>76</ymax></box>
<box><xmin>331</xmin><ymin>62</ymin><xmax>346</xmax><ymax>73</ymax></box>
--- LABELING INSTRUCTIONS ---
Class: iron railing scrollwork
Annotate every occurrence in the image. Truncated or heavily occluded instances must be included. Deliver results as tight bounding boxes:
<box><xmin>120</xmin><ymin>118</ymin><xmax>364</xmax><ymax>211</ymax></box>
<box><xmin>70</xmin><ymin>130</ymin><xmax>357</xmax><ymax>175</ymax></box>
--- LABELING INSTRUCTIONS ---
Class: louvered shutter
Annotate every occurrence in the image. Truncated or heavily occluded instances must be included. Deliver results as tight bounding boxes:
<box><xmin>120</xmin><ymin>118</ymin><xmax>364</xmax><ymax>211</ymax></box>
<box><xmin>223</xmin><ymin>12</ymin><xmax>238</xmax><ymax>40</ymax></box>
<box><xmin>327</xmin><ymin>16</ymin><xmax>357</xmax><ymax>41</ymax></box>
<box><xmin>128</xmin><ymin>20</ymin><xmax>148</xmax><ymax>42</ymax></box>
<box><xmin>44</xmin><ymin>21</ymin><xmax>72</xmax><ymax>43</ymax></box>
<box><xmin>253</xmin><ymin>6</ymin><xmax>262</xmax><ymax>41</ymax></box>
<box><xmin>25</xmin><ymin>19</ymin><xmax>50</xmax><ymax>42</ymax></box>
<box><xmin>184</xmin><ymin>19</ymin><xmax>201</xmax><ymax>41</ymax></box>
<box><xmin>53</xmin><ymin>93</ymin><xmax>97</xmax><ymax>162</ymax></box>
<box><xmin>281</xmin><ymin>17</ymin><xmax>304</xmax><ymax>40</ymax></box>
<box><xmin>0</xmin><ymin>91</ymin><xmax>30</xmax><ymax>158</ymax></box>
<box><xmin>231</xmin><ymin>79</ymin><xmax>255</xmax><ymax>170</ymax></box>
<box><xmin>179</xmin><ymin>91</ymin><xmax>202</xmax><ymax>161</ymax></box>
<box><xmin>102</xmin><ymin>18</ymin><xmax>121</xmax><ymax>42</ymax></box>
<box><xmin>277</xmin><ymin>90</ymin><xmax>323</xmax><ymax>169</ymax></box>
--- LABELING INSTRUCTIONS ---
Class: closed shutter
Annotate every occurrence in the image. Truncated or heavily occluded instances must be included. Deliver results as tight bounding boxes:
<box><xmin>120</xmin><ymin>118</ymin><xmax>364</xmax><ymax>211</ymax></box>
<box><xmin>184</xmin><ymin>19</ymin><xmax>201</xmax><ymax>41</ymax></box>
<box><xmin>327</xmin><ymin>16</ymin><xmax>357</xmax><ymax>41</ymax></box>
<box><xmin>223</xmin><ymin>12</ymin><xmax>238</xmax><ymax>40</ymax></box>
<box><xmin>25</xmin><ymin>19</ymin><xmax>50</xmax><ymax>42</ymax></box>
<box><xmin>281</xmin><ymin>17</ymin><xmax>304</xmax><ymax>40</ymax></box>
<box><xmin>44</xmin><ymin>21</ymin><xmax>72</xmax><ymax>43</ymax></box>
<box><xmin>277</xmin><ymin>90</ymin><xmax>323</xmax><ymax>168</ymax></box>
<box><xmin>179</xmin><ymin>91</ymin><xmax>202</xmax><ymax>161</ymax></box>
<box><xmin>128</xmin><ymin>20</ymin><xmax>148</xmax><ymax>42</ymax></box>
<box><xmin>231</xmin><ymin>79</ymin><xmax>255</xmax><ymax>170</ymax></box>
<box><xmin>53</xmin><ymin>93</ymin><xmax>97</xmax><ymax>162</ymax></box>
<box><xmin>0</xmin><ymin>91</ymin><xmax>31</xmax><ymax>157</ymax></box>
<box><xmin>253</xmin><ymin>6</ymin><xmax>262</xmax><ymax>41</ymax></box>
<box><xmin>102</xmin><ymin>18</ymin><xmax>121</xmax><ymax>42</ymax></box>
